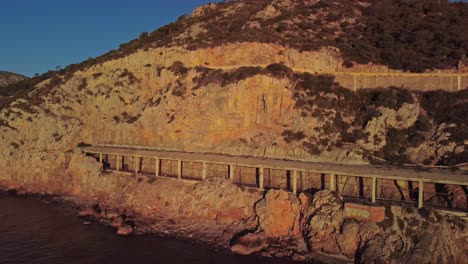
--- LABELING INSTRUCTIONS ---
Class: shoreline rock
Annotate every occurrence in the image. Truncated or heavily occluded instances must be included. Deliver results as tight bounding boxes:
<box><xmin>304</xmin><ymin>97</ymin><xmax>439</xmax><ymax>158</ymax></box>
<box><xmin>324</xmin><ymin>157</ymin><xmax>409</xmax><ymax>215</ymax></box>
<box><xmin>1</xmin><ymin>176</ymin><xmax>466</xmax><ymax>263</ymax></box>
<box><xmin>117</xmin><ymin>224</ymin><xmax>134</xmax><ymax>236</ymax></box>
<box><xmin>78</xmin><ymin>207</ymin><xmax>98</xmax><ymax>217</ymax></box>
<box><xmin>230</xmin><ymin>232</ymin><xmax>268</xmax><ymax>255</ymax></box>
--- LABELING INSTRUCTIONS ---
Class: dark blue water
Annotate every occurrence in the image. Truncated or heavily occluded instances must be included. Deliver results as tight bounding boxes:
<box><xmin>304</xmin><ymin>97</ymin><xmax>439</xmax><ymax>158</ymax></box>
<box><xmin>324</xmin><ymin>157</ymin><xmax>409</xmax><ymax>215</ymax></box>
<box><xmin>0</xmin><ymin>193</ymin><xmax>291</xmax><ymax>264</ymax></box>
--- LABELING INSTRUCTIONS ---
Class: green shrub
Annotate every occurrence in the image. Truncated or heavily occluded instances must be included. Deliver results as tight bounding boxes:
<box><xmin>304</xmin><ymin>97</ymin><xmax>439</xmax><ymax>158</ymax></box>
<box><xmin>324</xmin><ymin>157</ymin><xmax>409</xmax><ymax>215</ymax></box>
<box><xmin>281</xmin><ymin>130</ymin><xmax>306</xmax><ymax>143</ymax></box>
<box><xmin>263</xmin><ymin>63</ymin><xmax>293</xmax><ymax>78</ymax></box>
<box><xmin>192</xmin><ymin>67</ymin><xmax>223</xmax><ymax>90</ymax></box>
<box><xmin>171</xmin><ymin>80</ymin><xmax>187</xmax><ymax>97</ymax></box>
<box><xmin>168</xmin><ymin>61</ymin><xmax>189</xmax><ymax>76</ymax></box>
<box><xmin>364</xmin><ymin>87</ymin><xmax>415</xmax><ymax>110</ymax></box>
<box><xmin>302</xmin><ymin>141</ymin><xmax>321</xmax><ymax>155</ymax></box>
<box><xmin>77</xmin><ymin>142</ymin><xmax>92</xmax><ymax>147</ymax></box>
<box><xmin>77</xmin><ymin>78</ymin><xmax>87</xmax><ymax>91</ymax></box>
<box><xmin>221</xmin><ymin>67</ymin><xmax>262</xmax><ymax>86</ymax></box>
<box><xmin>298</xmin><ymin>74</ymin><xmax>335</xmax><ymax>92</ymax></box>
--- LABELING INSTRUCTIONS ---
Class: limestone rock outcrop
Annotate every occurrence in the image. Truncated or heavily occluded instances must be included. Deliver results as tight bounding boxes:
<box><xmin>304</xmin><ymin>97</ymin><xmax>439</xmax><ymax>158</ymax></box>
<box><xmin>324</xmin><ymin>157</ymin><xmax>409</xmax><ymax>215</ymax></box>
<box><xmin>0</xmin><ymin>0</ymin><xmax>466</xmax><ymax>262</ymax></box>
<box><xmin>230</xmin><ymin>232</ymin><xmax>268</xmax><ymax>255</ymax></box>
<box><xmin>230</xmin><ymin>189</ymin><xmax>467</xmax><ymax>262</ymax></box>
<box><xmin>255</xmin><ymin>190</ymin><xmax>302</xmax><ymax>237</ymax></box>
<box><xmin>117</xmin><ymin>224</ymin><xmax>133</xmax><ymax>236</ymax></box>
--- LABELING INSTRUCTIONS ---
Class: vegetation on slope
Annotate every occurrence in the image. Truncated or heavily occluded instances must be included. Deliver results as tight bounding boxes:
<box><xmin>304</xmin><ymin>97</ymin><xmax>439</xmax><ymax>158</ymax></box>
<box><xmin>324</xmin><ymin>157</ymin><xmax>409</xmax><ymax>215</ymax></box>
<box><xmin>80</xmin><ymin>0</ymin><xmax>467</xmax><ymax>73</ymax></box>
<box><xmin>3</xmin><ymin>0</ymin><xmax>467</xmax><ymax>100</ymax></box>
<box><xmin>0</xmin><ymin>71</ymin><xmax>28</xmax><ymax>96</ymax></box>
<box><xmin>288</xmin><ymin>72</ymin><xmax>467</xmax><ymax>166</ymax></box>
<box><xmin>188</xmin><ymin>62</ymin><xmax>467</xmax><ymax>166</ymax></box>
<box><xmin>0</xmin><ymin>71</ymin><xmax>60</xmax><ymax>109</ymax></box>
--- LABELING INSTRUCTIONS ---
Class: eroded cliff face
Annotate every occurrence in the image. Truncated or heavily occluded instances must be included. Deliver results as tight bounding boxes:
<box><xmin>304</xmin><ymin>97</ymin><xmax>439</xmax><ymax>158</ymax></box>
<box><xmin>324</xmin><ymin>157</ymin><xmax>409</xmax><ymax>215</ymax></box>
<box><xmin>0</xmin><ymin>45</ymin><xmax>352</xmax><ymax>182</ymax></box>
<box><xmin>0</xmin><ymin>42</ymin><xmax>466</xmax><ymax>262</ymax></box>
<box><xmin>1</xmin><ymin>43</ymin><xmax>465</xmax><ymax>173</ymax></box>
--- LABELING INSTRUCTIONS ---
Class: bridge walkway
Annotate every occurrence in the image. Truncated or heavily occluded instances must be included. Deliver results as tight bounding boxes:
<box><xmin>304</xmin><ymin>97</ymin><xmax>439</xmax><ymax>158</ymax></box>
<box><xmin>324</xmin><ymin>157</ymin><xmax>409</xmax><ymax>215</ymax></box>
<box><xmin>81</xmin><ymin>145</ymin><xmax>468</xmax><ymax>214</ymax></box>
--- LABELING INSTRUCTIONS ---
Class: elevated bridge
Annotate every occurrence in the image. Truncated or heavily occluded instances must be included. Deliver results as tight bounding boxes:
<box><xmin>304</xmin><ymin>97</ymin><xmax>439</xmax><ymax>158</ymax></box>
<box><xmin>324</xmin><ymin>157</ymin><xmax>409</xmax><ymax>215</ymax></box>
<box><xmin>81</xmin><ymin>145</ymin><xmax>468</xmax><ymax>216</ymax></box>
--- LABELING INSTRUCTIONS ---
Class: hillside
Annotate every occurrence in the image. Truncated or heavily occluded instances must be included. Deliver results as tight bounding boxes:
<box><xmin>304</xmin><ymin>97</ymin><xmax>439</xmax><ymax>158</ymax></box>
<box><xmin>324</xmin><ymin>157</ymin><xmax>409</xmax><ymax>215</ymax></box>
<box><xmin>0</xmin><ymin>71</ymin><xmax>27</xmax><ymax>95</ymax></box>
<box><xmin>0</xmin><ymin>1</ymin><xmax>466</xmax><ymax>263</ymax></box>
<box><xmin>59</xmin><ymin>0</ymin><xmax>468</xmax><ymax>74</ymax></box>
<box><xmin>3</xmin><ymin>0</ymin><xmax>467</xmax><ymax>99</ymax></box>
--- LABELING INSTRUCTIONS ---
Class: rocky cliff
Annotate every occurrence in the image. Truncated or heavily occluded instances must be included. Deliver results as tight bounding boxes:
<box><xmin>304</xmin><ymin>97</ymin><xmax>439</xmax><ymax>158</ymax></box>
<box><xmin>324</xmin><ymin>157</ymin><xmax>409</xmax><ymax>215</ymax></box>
<box><xmin>0</xmin><ymin>44</ymin><xmax>465</xmax><ymax>167</ymax></box>
<box><xmin>0</xmin><ymin>41</ymin><xmax>466</xmax><ymax>261</ymax></box>
<box><xmin>0</xmin><ymin>0</ymin><xmax>466</xmax><ymax>262</ymax></box>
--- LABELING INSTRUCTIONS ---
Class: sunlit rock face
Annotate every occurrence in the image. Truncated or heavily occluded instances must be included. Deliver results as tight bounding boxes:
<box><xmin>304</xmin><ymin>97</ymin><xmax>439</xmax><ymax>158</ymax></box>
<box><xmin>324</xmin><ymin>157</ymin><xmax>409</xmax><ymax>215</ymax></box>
<box><xmin>0</xmin><ymin>43</ymin><xmax>465</xmax><ymax>176</ymax></box>
<box><xmin>0</xmin><ymin>0</ymin><xmax>466</xmax><ymax>262</ymax></box>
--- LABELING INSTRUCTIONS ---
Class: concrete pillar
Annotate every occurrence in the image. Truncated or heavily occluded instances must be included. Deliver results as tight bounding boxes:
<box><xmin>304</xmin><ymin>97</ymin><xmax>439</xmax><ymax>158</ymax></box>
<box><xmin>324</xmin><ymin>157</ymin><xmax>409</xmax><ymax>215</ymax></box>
<box><xmin>155</xmin><ymin>158</ymin><xmax>160</xmax><ymax>177</ymax></box>
<box><xmin>202</xmin><ymin>162</ymin><xmax>207</xmax><ymax>180</ymax></box>
<box><xmin>134</xmin><ymin>156</ymin><xmax>140</xmax><ymax>174</ymax></box>
<box><xmin>178</xmin><ymin>160</ymin><xmax>182</xmax><ymax>180</ymax></box>
<box><xmin>418</xmin><ymin>181</ymin><xmax>424</xmax><ymax>209</ymax></box>
<box><xmin>116</xmin><ymin>155</ymin><xmax>120</xmax><ymax>172</ymax></box>
<box><xmin>330</xmin><ymin>174</ymin><xmax>337</xmax><ymax>192</ymax></box>
<box><xmin>458</xmin><ymin>76</ymin><xmax>462</xmax><ymax>91</ymax></box>
<box><xmin>229</xmin><ymin>164</ymin><xmax>234</xmax><ymax>180</ymax></box>
<box><xmin>259</xmin><ymin>167</ymin><xmax>264</xmax><ymax>190</ymax></box>
<box><xmin>99</xmin><ymin>153</ymin><xmax>103</xmax><ymax>163</ymax></box>
<box><xmin>353</xmin><ymin>75</ymin><xmax>357</xmax><ymax>91</ymax></box>
<box><xmin>292</xmin><ymin>170</ymin><xmax>298</xmax><ymax>194</ymax></box>
<box><xmin>371</xmin><ymin>177</ymin><xmax>377</xmax><ymax>203</ymax></box>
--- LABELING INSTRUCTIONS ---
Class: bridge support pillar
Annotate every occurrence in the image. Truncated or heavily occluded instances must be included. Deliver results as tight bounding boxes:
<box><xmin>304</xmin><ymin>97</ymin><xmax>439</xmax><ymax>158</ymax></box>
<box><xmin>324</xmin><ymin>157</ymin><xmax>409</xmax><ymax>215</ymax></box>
<box><xmin>134</xmin><ymin>156</ymin><xmax>140</xmax><ymax>174</ymax></box>
<box><xmin>418</xmin><ymin>181</ymin><xmax>424</xmax><ymax>209</ymax></box>
<box><xmin>202</xmin><ymin>162</ymin><xmax>207</xmax><ymax>180</ymax></box>
<box><xmin>353</xmin><ymin>75</ymin><xmax>357</xmax><ymax>91</ymax></box>
<box><xmin>330</xmin><ymin>174</ymin><xmax>337</xmax><ymax>192</ymax></box>
<box><xmin>371</xmin><ymin>177</ymin><xmax>377</xmax><ymax>203</ymax></box>
<box><xmin>178</xmin><ymin>160</ymin><xmax>182</xmax><ymax>180</ymax></box>
<box><xmin>99</xmin><ymin>153</ymin><xmax>103</xmax><ymax>163</ymax></box>
<box><xmin>292</xmin><ymin>170</ymin><xmax>298</xmax><ymax>194</ymax></box>
<box><xmin>458</xmin><ymin>76</ymin><xmax>462</xmax><ymax>91</ymax></box>
<box><xmin>229</xmin><ymin>165</ymin><xmax>234</xmax><ymax>180</ymax></box>
<box><xmin>116</xmin><ymin>155</ymin><xmax>120</xmax><ymax>172</ymax></box>
<box><xmin>259</xmin><ymin>167</ymin><xmax>264</xmax><ymax>190</ymax></box>
<box><xmin>155</xmin><ymin>158</ymin><xmax>160</xmax><ymax>177</ymax></box>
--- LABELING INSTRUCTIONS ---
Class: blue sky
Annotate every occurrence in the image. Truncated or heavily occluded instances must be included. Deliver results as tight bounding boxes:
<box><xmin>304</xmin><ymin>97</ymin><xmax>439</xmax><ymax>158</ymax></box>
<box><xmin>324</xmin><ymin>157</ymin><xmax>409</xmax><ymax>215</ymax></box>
<box><xmin>0</xmin><ymin>0</ymin><xmax>466</xmax><ymax>77</ymax></box>
<box><xmin>0</xmin><ymin>0</ymin><xmax>221</xmax><ymax>77</ymax></box>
